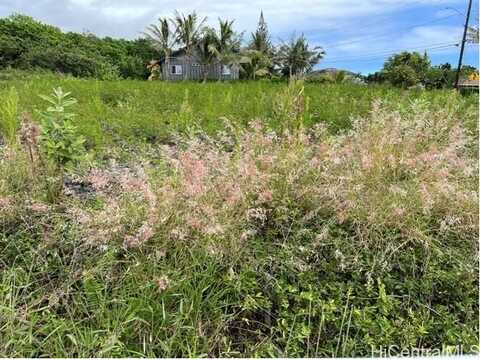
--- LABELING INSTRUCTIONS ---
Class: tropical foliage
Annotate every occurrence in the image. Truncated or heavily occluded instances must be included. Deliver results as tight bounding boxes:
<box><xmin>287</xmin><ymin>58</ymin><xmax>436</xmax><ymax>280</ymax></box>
<box><xmin>0</xmin><ymin>14</ymin><xmax>156</xmax><ymax>79</ymax></box>
<box><xmin>143</xmin><ymin>18</ymin><xmax>176</xmax><ymax>80</ymax></box>
<box><xmin>195</xmin><ymin>27</ymin><xmax>219</xmax><ymax>82</ymax></box>
<box><xmin>277</xmin><ymin>34</ymin><xmax>325</xmax><ymax>77</ymax></box>
<box><xmin>365</xmin><ymin>51</ymin><xmax>478</xmax><ymax>89</ymax></box>
<box><xmin>144</xmin><ymin>11</ymin><xmax>325</xmax><ymax>81</ymax></box>
<box><xmin>242</xmin><ymin>11</ymin><xmax>276</xmax><ymax>79</ymax></box>
<box><xmin>171</xmin><ymin>11</ymin><xmax>208</xmax><ymax>80</ymax></box>
<box><xmin>1</xmin><ymin>12</ymin><xmax>476</xmax><ymax>85</ymax></box>
<box><xmin>145</xmin><ymin>12</ymin><xmax>242</xmax><ymax>81</ymax></box>
<box><xmin>381</xmin><ymin>51</ymin><xmax>430</xmax><ymax>87</ymax></box>
<box><xmin>37</xmin><ymin>87</ymin><xmax>85</xmax><ymax>168</ymax></box>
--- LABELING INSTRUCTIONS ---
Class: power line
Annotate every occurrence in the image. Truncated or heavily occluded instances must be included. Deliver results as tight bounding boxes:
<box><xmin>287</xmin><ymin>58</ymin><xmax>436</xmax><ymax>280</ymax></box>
<box><xmin>320</xmin><ymin>43</ymin><xmax>460</xmax><ymax>65</ymax></box>
<box><xmin>321</xmin><ymin>44</ymin><xmax>459</xmax><ymax>64</ymax></box>
<box><xmin>322</xmin><ymin>42</ymin><xmax>460</xmax><ymax>62</ymax></box>
<box><xmin>321</xmin><ymin>13</ymin><xmax>461</xmax><ymax>49</ymax></box>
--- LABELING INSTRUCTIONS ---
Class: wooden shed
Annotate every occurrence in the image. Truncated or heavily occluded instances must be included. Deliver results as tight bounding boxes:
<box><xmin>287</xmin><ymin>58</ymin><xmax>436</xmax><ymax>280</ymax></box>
<box><xmin>160</xmin><ymin>49</ymin><xmax>240</xmax><ymax>81</ymax></box>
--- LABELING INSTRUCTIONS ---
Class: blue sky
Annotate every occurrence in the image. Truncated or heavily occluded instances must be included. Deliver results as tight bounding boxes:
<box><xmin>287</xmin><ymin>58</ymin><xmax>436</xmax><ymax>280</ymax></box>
<box><xmin>0</xmin><ymin>0</ymin><xmax>478</xmax><ymax>74</ymax></box>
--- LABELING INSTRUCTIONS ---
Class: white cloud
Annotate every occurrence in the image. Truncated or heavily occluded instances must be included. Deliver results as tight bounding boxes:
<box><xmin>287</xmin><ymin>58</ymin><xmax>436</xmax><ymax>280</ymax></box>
<box><xmin>99</xmin><ymin>5</ymin><xmax>151</xmax><ymax>19</ymax></box>
<box><xmin>68</xmin><ymin>0</ymin><xmax>95</xmax><ymax>6</ymax></box>
<box><xmin>0</xmin><ymin>0</ymin><xmax>467</xmax><ymax>38</ymax></box>
<box><xmin>401</xmin><ymin>25</ymin><xmax>463</xmax><ymax>45</ymax></box>
<box><xmin>0</xmin><ymin>0</ymin><xmax>475</xmax><ymax>72</ymax></box>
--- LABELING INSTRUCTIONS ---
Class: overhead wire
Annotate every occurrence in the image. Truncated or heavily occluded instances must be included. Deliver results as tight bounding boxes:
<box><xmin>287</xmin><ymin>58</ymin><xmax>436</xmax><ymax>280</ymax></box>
<box><xmin>315</xmin><ymin>2</ymin><xmax>473</xmax><ymax>67</ymax></box>
<box><xmin>319</xmin><ymin>44</ymin><xmax>464</xmax><ymax>65</ymax></box>
<box><xmin>321</xmin><ymin>12</ymin><xmax>461</xmax><ymax>49</ymax></box>
<box><xmin>321</xmin><ymin>42</ymin><xmax>460</xmax><ymax>62</ymax></box>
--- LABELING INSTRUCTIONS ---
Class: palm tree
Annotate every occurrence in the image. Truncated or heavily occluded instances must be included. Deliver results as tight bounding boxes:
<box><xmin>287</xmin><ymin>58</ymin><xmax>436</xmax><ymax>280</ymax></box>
<box><xmin>212</xmin><ymin>19</ymin><xmax>242</xmax><ymax>80</ymax></box>
<box><xmin>144</xmin><ymin>18</ymin><xmax>176</xmax><ymax>80</ymax></box>
<box><xmin>277</xmin><ymin>34</ymin><xmax>325</xmax><ymax>78</ymax></box>
<box><xmin>171</xmin><ymin>11</ymin><xmax>207</xmax><ymax>80</ymax></box>
<box><xmin>217</xmin><ymin>19</ymin><xmax>236</xmax><ymax>52</ymax></box>
<box><xmin>242</xmin><ymin>49</ymin><xmax>272</xmax><ymax>80</ymax></box>
<box><xmin>244</xmin><ymin>11</ymin><xmax>275</xmax><ymax>79</ymax></box>
<box><xmin>196</xmin><ymin>27</ymin><xmax>218</xmax><ymax>82</ymax></box>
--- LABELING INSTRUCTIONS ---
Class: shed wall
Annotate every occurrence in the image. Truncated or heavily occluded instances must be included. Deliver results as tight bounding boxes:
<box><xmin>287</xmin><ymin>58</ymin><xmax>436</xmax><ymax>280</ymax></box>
<box><xmin>161</xmin><ymin>55</ymin><xmax>239</xmax><ymax>81</ymax></box>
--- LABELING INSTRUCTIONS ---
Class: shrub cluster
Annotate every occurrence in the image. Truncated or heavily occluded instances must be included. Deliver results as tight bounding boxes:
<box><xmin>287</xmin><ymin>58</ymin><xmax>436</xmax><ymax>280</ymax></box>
<box><xmin>366</xmin><ymin>51</ymin><xmax>478</xmax><ymax>89</ymax></box>
<box><xmin>0</xmin><ymin>15</ymin><xmax>156</xmax><ymax>79</ymax></box>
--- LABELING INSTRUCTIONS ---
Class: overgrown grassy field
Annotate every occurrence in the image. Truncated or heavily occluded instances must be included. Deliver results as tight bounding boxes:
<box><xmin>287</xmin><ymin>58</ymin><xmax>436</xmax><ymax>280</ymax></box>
<box><xmin>1</xmin><ymin>70</ymin><xmax>477</xmax><ymax>149</ymax></box>
<box><xmin>0</xmin><ymin>72</ymin><xmax>478</xmax><ymax>357</ymax></box>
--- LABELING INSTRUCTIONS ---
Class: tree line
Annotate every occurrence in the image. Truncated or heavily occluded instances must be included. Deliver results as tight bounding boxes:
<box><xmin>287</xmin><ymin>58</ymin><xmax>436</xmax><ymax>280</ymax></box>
<box><xmin>0</xmin><ymin>12</ymin><xmax>324</xmax><ymax>81</ymax></box>
<box><xmin>144</xmin><ymin>11</ymin><xmax>324</xmax><ymax>81</ymax></box>
<box><xmin>0</xmin><ymin>14</ymin><xmax>156</xmax><ymax>79</ymax></box>
<box><xmin>367</xmin><ymin>51</ymin><xmax>478</xmax><ymax>89</ymax></box>
<box><xmin>0</xmin><ymin>12</ymin><xmax>477</xmax><ymax>86</ymax></box>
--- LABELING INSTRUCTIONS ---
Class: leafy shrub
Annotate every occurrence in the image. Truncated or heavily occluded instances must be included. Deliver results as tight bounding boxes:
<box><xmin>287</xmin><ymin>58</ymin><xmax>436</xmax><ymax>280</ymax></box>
<box><xmin>0</xmin><ymin>34</ymin><xmax>24</xmax><ymax>66</ymax></box>
<box><xmin>20</xmin><ymin>46</ymin><xmax>102</xmax><ymax>77</ymax></box>
<box><xmin>384</xmin><ymin>64</ymin><xmax>419</xmax><ymax>88</ymax></box>
<box><xmin>381</xmin><ymin>52</ymin><xmax>430</xmax><ymax>87</ymax></box>
<box><xmin>425</xmin><ymin>65</ymin><xmax>453</xmax><ymax>89</ymax></box>
<box><xmin>118</xmin><ymin>56</ymin><xmax>150</xmax><ymax>79</ymax></box>
<box><xmin>95</xmin><ymin>61</ymin><xmax>121</xmax><ymax>81</ymax></box>
<box><xmin>37</xmin><ymin>87</ymin><xmax>85</xmax><ymax>167</ymax></box>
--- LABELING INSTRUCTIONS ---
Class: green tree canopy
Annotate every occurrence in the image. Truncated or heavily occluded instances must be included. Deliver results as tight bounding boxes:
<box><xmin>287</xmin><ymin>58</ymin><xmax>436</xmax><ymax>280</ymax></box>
<box><xmin>0</xmin><ymin>14</ymin><xmax>156</xmax><ymax>79</ymax></box>
<box><xmin>276</xmin><ymin>34</ymin><xmax>325</xmax><ymax>78</ymax></box>
<box><xmin>381</xmin><ymin>51</ymin><xmax>430</xmax><ymax>87</ymax></box>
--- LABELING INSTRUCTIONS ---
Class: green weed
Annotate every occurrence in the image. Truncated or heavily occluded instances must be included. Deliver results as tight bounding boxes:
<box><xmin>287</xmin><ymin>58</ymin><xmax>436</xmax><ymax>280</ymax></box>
<box><xmin>0</xmin><ymin>72</ymin><xmax>478</xmax><ymax>357</ymax></box>
<box><xmin>0</xmin><ymin>87</ymin><xmax>19</xmax><ymax>146</ymax></box>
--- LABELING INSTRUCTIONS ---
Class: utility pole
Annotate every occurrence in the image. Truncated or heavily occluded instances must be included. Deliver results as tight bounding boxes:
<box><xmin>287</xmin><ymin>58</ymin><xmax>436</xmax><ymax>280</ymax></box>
<box><xmin>454</xmin><ymin>0</ymin><xmax>473</xmax><ymax>89</ymax></box>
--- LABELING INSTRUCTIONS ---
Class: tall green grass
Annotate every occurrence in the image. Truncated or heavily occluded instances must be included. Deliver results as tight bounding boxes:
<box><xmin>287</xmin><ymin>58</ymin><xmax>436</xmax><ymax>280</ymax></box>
<box><xmin>0</xmin><ymin>87</ymin><xmax>19</xmax><ymax>146</ymax></box>
<box><xmin>1</xmin><ymin>71</ymin><xmax>477</xmax><ymax>153</ymax></box>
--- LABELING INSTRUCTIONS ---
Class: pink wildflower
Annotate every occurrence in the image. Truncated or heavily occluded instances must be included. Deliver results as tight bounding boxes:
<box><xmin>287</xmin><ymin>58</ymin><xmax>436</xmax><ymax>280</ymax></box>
<box><xmin>155</xmin><ymin>275</ymin><xmax>170</xmax><ymax>292</ymax></box>
<box><xmin>124</xmin><ymin>224</ymin><xmax>155</xmax><ymax>248</ymax></box>
<box><xmin>187</xmin><ymin>217</ymin><xmax>203</xmax><ymax>230</ymax></box>
<box><xmin>393</xmin><ymin>207</ymin><xmax>406</xmax><ymax>217</ymax></box>
<box><xmin>361</xmin><ymin>153</ymin><xmax>374</xmax><ymax>170</ymax></box>
<box><xmin>0</xmin><ymin>197</ymin><xmax>12</xmax><ymax>209</ymax></box>
<box><xmin>179</xmin><ymin>152</ymin><xmax>208</xmax><ymax>197</ymax></box>
<box><xmin>258</xmin><ymin>189</ymin><xmax>273</xmax><ymax>203</ymax></box>
<box><xmin>29</xmin><ymin>202</ymin><xmax>50</xmax><ymax>213</ymax></box>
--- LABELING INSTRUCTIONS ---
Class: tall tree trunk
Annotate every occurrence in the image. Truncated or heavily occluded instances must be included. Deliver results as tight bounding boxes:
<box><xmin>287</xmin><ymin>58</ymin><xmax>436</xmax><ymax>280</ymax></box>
<box><xmin>184</xmin><ymin>51</ymin><xmax>190</xmax><ymax>81</ymax></box>
<box><xmin>201</xmin><ymin>64</ymin><xmax>208</xmax><ymax>83</ymax></box>
<box><xmin>165</xmin><ymin>52</ymin><xmax>170</xmax><ymax>81</ymax></box>
<box><xmin>183</xmin><ymin>56</ymin><xmax>187</xmax><ymax>81</ymax></box>
<box><xmin>218</xmin><ymin>60</ymin><xmax>222</xmax><ymax>82</ymax></box>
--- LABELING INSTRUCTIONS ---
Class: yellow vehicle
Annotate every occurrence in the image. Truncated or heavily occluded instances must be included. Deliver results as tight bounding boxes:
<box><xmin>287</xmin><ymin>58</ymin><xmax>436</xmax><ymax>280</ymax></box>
<box><xmin>468</xmin><ymin>72</ymin><xmax>479</xmax><ymax>81</ymax></box>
